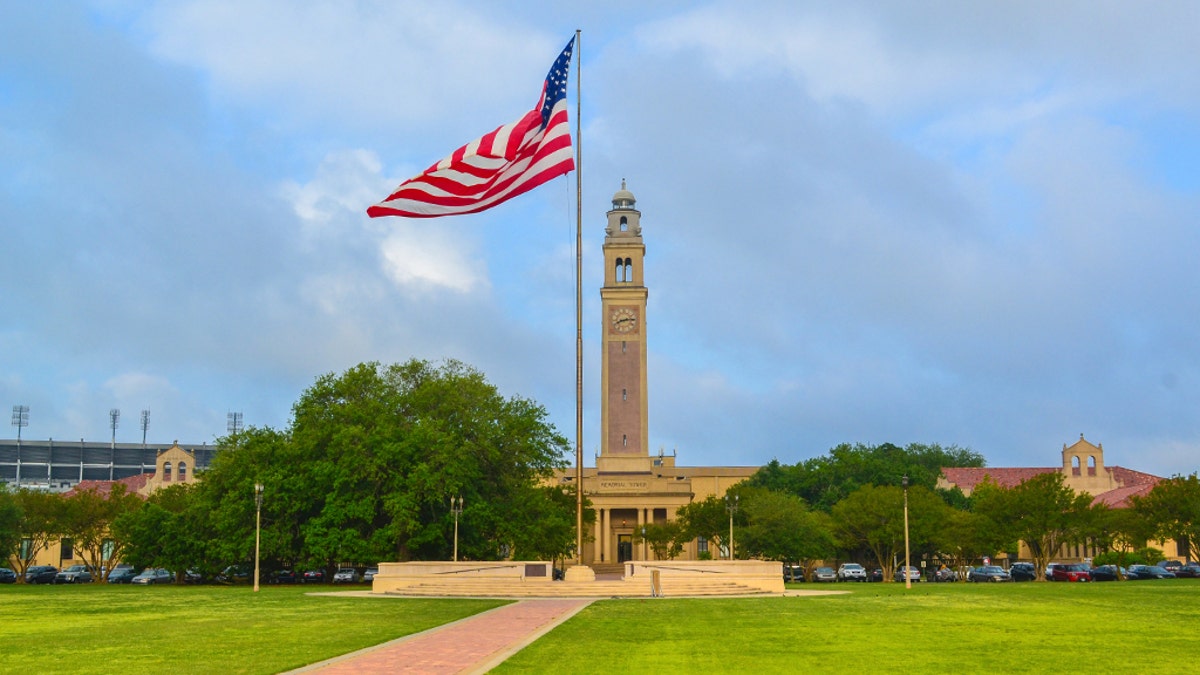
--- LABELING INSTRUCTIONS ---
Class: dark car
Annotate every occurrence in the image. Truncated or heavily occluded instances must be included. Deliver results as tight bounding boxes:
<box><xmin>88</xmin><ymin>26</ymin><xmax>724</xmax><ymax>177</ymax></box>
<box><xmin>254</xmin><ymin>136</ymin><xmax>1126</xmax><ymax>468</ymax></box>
<box><xmin>1051</xmin><ymin>563</ymin><xmax>1091</xmax><ymax>582</ymax></box>
<box><xmin>1128</xmin><ymin>564</ymin><xmax>1176</xmax><ymax>580</ymax></box>
<box><xmin>1160</xmin><ymin>560</ymin><xmax>1183</xmax><ymax>573</ymax></box>
<box><xmin>131</xmin><ymin>568</ymin><xmax>173</xmax><ymax>585</ymax></box>
<box><xmin>267</xmin><ymin>569</ymin><xmax>298</xmax><ymax>584</ymax></box>
<box><xmin>302</xmin><ymin>569</ymin><xmax>326</xmax><ymax>584</ymax></box>
<box><xmin>869</xmin><ymin>568</ymin><xmax>884</xmax><ymax>582</ymax></box>
<box><xmin>1010</xmin><ymin>562</ymin><xmax>1037</xmax><ymax>582</ymax></box>
<box><xmin>55</xmin><ymin>564</ymin><xmax>94</xmax><ymax>584</ymax></box>
<box><xmin>1090</xmin><ymin>564</ymin><xmax>1127</xmax><ymax>581</ymax></box>
<box><xmin>933</xmin><ymin>566</ymin><xmax>958</xmax><ymax>582</ymax></box>
<box><xmin>107</xmin><ymin>567</ymin><xmax>139</xmax><ymax>584</ymax></box>
<box><xmin>968</xmin><ymin>565</ymin><xmax>1012</xmax><ymax>582</ymax></box>
<box><xmin>1173</xmin><ymin>562</ymin><xmax>1200</xmax><ymax>578</ymax></box>
<box><xmin>0</xmin><ymin>567</ymin><xmax>16</xmax><ymax>583</ymax></box>
<box><xmin>363</xmin><ymin>567</ymin><xmax>379</xmax><ymax>583</ymax></box>
<box><xmin>25</xmin><ymin>565</ymin><xmax>59</xmax><ymax>584</ymax></box>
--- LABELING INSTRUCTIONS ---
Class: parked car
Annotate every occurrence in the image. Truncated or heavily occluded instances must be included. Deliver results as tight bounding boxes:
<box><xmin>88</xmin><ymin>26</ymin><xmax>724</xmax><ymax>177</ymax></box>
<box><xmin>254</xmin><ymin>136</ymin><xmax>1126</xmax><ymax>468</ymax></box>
<box><xmin>837</xmin><ymin>563</ymin><xmax>867</xmax><ymax>582</ymax></box>
<box><xmin>1009</xmin><ymin>562</ymin><xmax>1037</xmax><ymax>582</ymax></box>
<box><xmin>1160</xmin><ymin>560</ymin><xmax>1183</xmax><ymax>573</ymax></box>
<box><xmin>869</xmin><ymin>568</ymin><xmax>884</xmax><ymax>582</ymax></box>
<box><xmin>783</xmin><ymin>564</ymin><xmax>805</xmax><ymax>582</ymax></box>
<box><xmin>812</xmin><ymin>566</ymin><xmax>838</xmax><ymax>583</ymax></box>
<box><xmin>1128</xmin><ymin>565</ymin><xmax>1176</xmax><ymax>580</ymax></box>
<box><xmin>219</xmin><ymin>565</ymin><xmax>251</xmax><ymax>584</ymax></box>
<box><xmin>1044</xmin><ymin>563</ymin><xmax>1065</xmax><ymax>580</ymax></box>
<box><xmin>25</xmin><ymin>565</ymin><xmax>59</xmax><ymax>584</ymax></box>
<box><xmin>1090</xmin><ymin>565</ymin><xmax>1128</xmax><ymax>581</ymax></box>
<box><xmin>267</xmin><ymin>569</ymin><xmax>298</xmax><ymax>584</ymax></box>
<box><xmin>1173</xmin><ymin>562</ymin><xmax>1200</xmax><ymax>578</ymax></box>
<box><xmin>968</xmin><ymin>565</ymin><xmax>1012</xmax><ymax>582</ymax></box>
<box><xmin>55</xmin><ymin>564</ymin><xmax>94</xmax><ymax>584</ymax></box>
<box><xmin>1051</xmin><ymin>563</ymin><xmax>1092</xmax><ymax>582</ymax></box>
<box><xmin>894</xmin><ymin>565</ymin><xmax>921</xmax><ymax>583</ymax></box>
<box><xmin>131</xmin><ymin>568</ymin><xmax>173</xmax><ymax>585</ymax></box>
<box><xmin>933</xmin><ymin>566</ymin><xmax>958</xmax><ymax>582</ymax></box>
<box><xmin>332</xmin><ymin>568</ymin><xmax>358</xmax><ymax>584</ymax></box>
<box><xmin>107</xmin><ymin>567</ymin><xmax>139</xmax><ymax>584</ymax></box>
<box><xmin>302</xmin><ymin>569</ymin><xmax>326</xmax><ymax>584</ymax></box>
<box><xmin>363</xmin><ymin>567</ymin><xmax>378</xmax><ymax>583</ymax></box>
<box><xmin>0</xmin><ymin>567</ymin><xmax>16</xmax><ymax>583</ymax></box>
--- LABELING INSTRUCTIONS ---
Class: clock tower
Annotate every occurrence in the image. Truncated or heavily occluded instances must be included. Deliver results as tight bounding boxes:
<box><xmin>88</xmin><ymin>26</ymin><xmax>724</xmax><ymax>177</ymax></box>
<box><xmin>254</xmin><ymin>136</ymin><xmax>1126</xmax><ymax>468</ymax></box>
<box><xmin>599</xmin><ymin>181</ymin><xmax>650</xmax><ymax>470</ymax></box>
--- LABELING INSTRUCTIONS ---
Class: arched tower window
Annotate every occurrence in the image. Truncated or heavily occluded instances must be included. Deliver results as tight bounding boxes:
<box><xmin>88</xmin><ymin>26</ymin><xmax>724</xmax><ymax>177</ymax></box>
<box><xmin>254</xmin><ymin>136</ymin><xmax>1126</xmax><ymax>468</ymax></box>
<box><xmin>624</xmin><ymin>258</ymin><xmax>633</xmax><ymax>282</ymax></box>
<box><xmin>1071</xmin><ymin>456</ymin><xmax>1081</xmax><ymax>476</ymax></box>
<box><xmin>178</xmin><ymin>462</ymin><xmax>187</xmax><ymax>482</ymax></box>
<box><xmin>1087</xmin><ymin>455</ymin><xmax>1096</xmax><ymax>476</ymax></box>
<box><xmin>620</xmin><ymin>216</ymin><xmax>628</xmax><ymax>232</ymax></box>
<box><xmin>163</xmin><ymin>462</ymin><xmax>172</xmax><ymax>482</ymax></box>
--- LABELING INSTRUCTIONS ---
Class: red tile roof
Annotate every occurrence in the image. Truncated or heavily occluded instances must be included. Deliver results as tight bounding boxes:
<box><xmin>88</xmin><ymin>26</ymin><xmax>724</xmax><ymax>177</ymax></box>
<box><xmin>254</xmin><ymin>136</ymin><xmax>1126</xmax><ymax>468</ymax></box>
<box><xmin>62</xmin><ymin>473</ymin><xmax>151</xmax><ymax>498</ymax></box>
<box><xmin>939</xmin><ymin>467</ymin><xmax>1059</xmax><ymax>492</ymax></box>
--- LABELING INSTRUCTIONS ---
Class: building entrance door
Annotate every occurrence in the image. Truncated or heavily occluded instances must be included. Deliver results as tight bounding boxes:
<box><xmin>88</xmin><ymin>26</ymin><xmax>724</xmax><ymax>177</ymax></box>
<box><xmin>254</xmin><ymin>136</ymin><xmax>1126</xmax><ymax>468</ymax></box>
<box><xmin>617</xmin><ymin>535</ymin><xmax>633</xmax><ymax>563</ymax></box>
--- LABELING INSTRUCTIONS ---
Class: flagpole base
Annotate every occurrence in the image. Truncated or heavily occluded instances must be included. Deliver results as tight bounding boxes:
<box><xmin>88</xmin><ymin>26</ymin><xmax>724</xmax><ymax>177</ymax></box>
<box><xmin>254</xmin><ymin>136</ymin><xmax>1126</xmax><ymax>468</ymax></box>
<box><xmin>563</xmin><ymin>565</ymin><xmax>596</xmax><ymax>582</ymax></box>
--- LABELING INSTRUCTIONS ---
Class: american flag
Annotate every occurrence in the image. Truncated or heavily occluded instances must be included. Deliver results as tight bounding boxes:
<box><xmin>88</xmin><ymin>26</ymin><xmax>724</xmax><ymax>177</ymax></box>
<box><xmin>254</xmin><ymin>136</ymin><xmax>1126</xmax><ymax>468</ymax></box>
<box><xmin>367</xmin><ymin>37</ymin><xmax>576</xmax><ymax>218</ymax></box>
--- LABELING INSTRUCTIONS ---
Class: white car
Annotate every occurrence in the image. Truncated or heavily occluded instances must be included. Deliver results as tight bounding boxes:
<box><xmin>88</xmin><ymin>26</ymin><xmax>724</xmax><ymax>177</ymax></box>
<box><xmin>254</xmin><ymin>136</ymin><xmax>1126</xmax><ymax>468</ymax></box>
<box><xmin>837</xmin><ymin>563</ymin><xmax>867</xmax><ymax>582</ymax></box>
<box><xmin>332</xmin><ymin>568</ymin><xmax>358</xmax><ymax>584</ymax></box>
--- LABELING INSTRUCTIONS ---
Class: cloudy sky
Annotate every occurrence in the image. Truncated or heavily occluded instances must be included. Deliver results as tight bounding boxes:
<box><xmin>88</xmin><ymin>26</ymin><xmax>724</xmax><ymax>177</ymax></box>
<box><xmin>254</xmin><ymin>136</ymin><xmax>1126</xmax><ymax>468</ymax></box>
<box><xmin>4</xmin><ymin>1</ymin><xmax>1200</xmax><ymax>478</ymax></box>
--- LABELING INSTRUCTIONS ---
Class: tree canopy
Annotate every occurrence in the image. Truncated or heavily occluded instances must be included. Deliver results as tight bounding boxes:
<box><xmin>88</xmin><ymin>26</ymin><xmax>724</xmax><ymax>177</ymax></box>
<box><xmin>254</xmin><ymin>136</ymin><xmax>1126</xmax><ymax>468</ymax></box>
<box><xmin>747</xmin><ymin>442</ymin><xmax>984</xmax><ymax>512</ymax></box>
<box><xmin>116</xmin><ymin>359</ymin><xmax>580</xmax><ymax>575</ymax></box>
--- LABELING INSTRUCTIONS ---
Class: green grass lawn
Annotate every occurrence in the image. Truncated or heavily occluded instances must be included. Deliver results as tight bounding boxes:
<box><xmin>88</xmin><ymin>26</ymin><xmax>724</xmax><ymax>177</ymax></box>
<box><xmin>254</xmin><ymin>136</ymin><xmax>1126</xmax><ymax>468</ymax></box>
<box><xmin>0</xmin><ymin>584</ymin><xmax>504</xmax><ymax>674</ymax></box>
<box><xmin>496</xmin><ymin>581</ymin><xmax>1200</xmax><ymax>674</ymax></box>
<box><xmin>3</xmin><ymin>581</ymin><xmax>1198</xmax><ymax>674</ymax></box>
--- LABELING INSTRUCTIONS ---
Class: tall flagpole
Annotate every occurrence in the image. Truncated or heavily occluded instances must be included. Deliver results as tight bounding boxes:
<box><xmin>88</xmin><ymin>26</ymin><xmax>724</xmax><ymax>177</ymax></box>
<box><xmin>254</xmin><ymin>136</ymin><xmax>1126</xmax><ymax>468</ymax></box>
<box><xmin>573</xmin><ymin>28</ymin><xmax>585</xmax><ymax>569</ymax></box>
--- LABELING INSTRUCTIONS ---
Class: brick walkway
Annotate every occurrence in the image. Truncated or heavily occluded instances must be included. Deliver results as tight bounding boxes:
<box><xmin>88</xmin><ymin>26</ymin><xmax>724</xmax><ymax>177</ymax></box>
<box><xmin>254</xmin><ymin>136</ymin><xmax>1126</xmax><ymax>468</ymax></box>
<box><xmin>289</xmin><ymin>598</ymin><xmax>592</xmax><ymax>675</ymax></box>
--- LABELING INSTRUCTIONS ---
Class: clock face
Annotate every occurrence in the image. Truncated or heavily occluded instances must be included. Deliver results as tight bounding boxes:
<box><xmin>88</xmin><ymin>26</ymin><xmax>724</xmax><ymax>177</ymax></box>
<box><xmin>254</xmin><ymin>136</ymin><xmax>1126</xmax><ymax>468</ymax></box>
<box><xmin>610</xmin><ymin>307</ymin><xmax>638</xmax><ymax>334</ymax></box>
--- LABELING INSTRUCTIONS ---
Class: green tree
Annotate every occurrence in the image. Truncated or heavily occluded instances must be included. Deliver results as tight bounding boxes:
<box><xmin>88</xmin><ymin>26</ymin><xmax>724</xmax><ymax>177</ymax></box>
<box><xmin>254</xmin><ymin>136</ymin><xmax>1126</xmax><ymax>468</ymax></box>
<box><xmin>11</xmin><ymin>489</ymin><xmax>63</xmax><ymax>580</ymax></box>
<box><xmin>747</xmin><ymin>442</ymin><xmax>985</xmax><ymax>512</ymax></box>
<box><xmin>831</xmin><ymin>483</ymin><xmax>948</xmax><ymax>581</ymax></box>
<box><xmin>972</xmin><ymin>473</ymin><xmax>1093</xmax><ymax>580</ymax></box>
<box><xmin>738</xmin><ymin>488</ymin><xmax>835</xmax><ymax>576</ymax></box>
<box><xmin>196</xmin><ymin>360</ymin><xmax>572</xmax><ymax>572</ymax></box>
<box><xmin>676</xmin><ymin>495</ymin><xmax>737</xmax><ymax>557</ymax></box>
<box><xmin>0</xmin><ymin>485</ymin><xmax>21</xmax><ymax>566</ymax></box>
<box><xmin>59</xmin><ymin>483</ymin><xmax>143</xmax><ymax>580</ymax></box>
<box><xmin>1133</xmin><ymin>474</ymin><xmax>1200</xmax><ymax>561</ymax></box>
<box><xmin>634</xmin><ymin>519</ymin><xmax>687</xmax><ymax>561</ymax></box>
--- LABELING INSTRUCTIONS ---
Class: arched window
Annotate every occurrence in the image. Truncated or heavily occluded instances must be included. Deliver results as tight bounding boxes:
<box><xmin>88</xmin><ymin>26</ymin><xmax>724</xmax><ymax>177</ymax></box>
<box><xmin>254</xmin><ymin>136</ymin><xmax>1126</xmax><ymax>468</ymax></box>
<box><xmin>620</xmin><ymin>216</ymin><xmax>628</xmax><ymax>232</ymax></box>
<box><xmin>1071</xmin><ymin>456</ymin><xmax>1081</xmax><ymax>476</ymax></box>
<box><xmin>163</xmin><ymin>462</ymin><xmax>173</xmax><ymax>482</ymax></box>
<box><xmin>1087</xmin><ymin>455</ymin><xmax>1096</xmax><ymax>476</ymax></box>
<box><xmin>623</xmin><ymin>258</ymin><xmax>633</xmax><ymax>282</ymax></box>
<box><xmin>178</xmin><ymin>462</ymin><xmax>187</xmax><ymax>481</ymax></box>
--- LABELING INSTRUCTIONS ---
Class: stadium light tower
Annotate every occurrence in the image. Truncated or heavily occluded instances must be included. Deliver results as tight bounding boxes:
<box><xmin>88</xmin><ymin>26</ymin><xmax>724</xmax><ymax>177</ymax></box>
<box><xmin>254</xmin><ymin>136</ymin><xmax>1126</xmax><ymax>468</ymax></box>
<box><xmin>227</xmin><ymin>411</ymin><xmax>243</xmax><ymax>444</ymax></box>
<box><xmin>140</xmin><ymin>409</ymin><xmax>150</xmax><ymax>448</ymax></box>
<box><xmin>109</xmin><ymin>408</ymin><xmax>120</xmax><ymax>480</ymax></box>
<box><xmin>12</xmin><ymin>405</ymin><xmax>29</xmax><ymax>485</ymax></box>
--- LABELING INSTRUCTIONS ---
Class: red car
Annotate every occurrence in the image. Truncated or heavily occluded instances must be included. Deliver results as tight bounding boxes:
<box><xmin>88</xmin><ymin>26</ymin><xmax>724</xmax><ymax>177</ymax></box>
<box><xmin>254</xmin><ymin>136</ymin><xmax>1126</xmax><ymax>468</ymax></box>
<box><xmin>1051</xmin><ymin>563</ymin><xmax>1092</xmax><ymax>582</ymax></box>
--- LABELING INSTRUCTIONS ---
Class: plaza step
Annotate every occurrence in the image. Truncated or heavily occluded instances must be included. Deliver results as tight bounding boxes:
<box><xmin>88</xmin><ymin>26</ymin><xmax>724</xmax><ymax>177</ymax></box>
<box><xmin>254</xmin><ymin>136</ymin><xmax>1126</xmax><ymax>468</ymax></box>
<box><xmin>380</xmin><ymin>577</ymin><xmax>771</xmax><ymax>598</ymax></box>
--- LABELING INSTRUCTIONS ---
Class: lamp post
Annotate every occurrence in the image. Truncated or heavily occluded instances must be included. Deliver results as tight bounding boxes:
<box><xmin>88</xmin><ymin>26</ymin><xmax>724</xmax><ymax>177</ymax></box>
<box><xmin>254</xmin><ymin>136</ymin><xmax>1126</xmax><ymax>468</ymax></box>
<box><xmin>725</xmin><ymin>494</ymin><xmax>739</xmax><ymax>560</ymax></box>
<box><xmin>902</xmin><ymin>475</ymin><xmax>911</xmax><ymax>590</ymax></box>
<box><xmin>253</xmin><ymin>483</ymin><xmax>263</xmax><ymax>593</ymax></box>
<box><xmin>450</xmin><ymin>496</ymin><xmax>463</xmax><ymax>562</ymax></box>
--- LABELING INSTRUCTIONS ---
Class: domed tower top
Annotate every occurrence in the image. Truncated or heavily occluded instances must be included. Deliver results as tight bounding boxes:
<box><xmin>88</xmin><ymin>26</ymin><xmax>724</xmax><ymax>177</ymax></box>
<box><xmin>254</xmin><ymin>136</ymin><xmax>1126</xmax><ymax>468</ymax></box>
<box><xmin>606</xmin><ymin>179</ymin><xmax>641</xmax><ymax>238</ymax></box>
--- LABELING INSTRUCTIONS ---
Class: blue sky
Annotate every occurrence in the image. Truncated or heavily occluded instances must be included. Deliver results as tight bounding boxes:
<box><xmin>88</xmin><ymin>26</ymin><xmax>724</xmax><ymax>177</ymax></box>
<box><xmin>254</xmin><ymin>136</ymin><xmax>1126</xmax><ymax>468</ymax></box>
<box><xmin>3</xmin><ymin>1</ymin><xmax>1200</xmax><ymax>477</ymax></box>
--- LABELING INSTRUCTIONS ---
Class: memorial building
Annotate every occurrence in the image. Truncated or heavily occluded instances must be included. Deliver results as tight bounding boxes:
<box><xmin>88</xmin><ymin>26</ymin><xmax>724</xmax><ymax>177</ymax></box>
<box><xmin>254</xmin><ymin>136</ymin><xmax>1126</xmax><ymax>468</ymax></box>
<box><xmin>556</xmin><ymin>183</ymin><xmax>756</xmax><ymax>566</ymax></box>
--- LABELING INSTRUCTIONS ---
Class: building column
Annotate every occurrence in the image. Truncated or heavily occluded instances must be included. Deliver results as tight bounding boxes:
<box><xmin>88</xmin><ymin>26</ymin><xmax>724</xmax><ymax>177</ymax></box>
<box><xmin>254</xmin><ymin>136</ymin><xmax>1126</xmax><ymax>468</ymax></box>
<box><xmin>637</xmin><ymin>507</ymin><xmax>646</xmax><ymax>560</ymax></box>
<box><xmin>593</xmin><ymin>509</ymin><xmax>603</xmax><ymax>563</ymax></box>
<box><xmin>601</xmin><ymin>508</ymin><xmax>610</xmax><ymax>563</ymax></box>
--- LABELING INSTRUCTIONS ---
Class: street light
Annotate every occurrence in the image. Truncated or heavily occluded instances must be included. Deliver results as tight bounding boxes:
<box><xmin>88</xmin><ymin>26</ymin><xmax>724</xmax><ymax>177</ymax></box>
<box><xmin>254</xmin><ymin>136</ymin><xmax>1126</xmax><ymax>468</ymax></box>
<box><xmin>725</xmin><ymin>494</ymin><xmax>739</xmax><ymax>560</ymax></box>
<box><xmin>902</xmin><ymin>475</ymin><xmax>911</xmax><ymax>590</ymax></box>
<box><xmin>253</xmin><ymin>483</ymin><xmax>263</xmax><ymax>592</ymax></box>
<box><xmin>450</xmin><ymin>496</ymin><xmax>463</xmax><ymax>562</ymax></box>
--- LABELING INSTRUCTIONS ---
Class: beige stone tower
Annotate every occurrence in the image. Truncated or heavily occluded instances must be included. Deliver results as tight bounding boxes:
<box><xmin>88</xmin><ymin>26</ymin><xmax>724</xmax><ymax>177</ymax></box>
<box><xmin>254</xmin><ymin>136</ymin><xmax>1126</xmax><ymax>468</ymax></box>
<box><xmin>598</xmin><ymin>181</ymin><xmax>650</xmax><ymax>472</ymax></box>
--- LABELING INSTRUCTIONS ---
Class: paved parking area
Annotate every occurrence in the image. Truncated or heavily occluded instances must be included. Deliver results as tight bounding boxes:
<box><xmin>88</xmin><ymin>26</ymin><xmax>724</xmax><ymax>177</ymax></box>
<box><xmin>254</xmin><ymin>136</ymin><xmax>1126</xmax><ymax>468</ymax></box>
<box><xmin>288</xmin><ymin>598</ymin><xmax>592</xmax><ymax>675</ymax></box>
